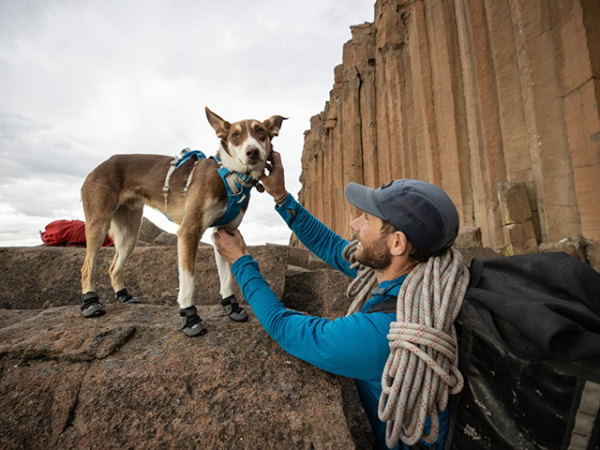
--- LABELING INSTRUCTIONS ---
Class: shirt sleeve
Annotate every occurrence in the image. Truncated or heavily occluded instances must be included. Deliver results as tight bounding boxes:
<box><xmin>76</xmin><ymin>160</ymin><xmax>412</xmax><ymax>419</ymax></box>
<box><xmin>232</xmin><ymin>255</ymin><xmax>393</xmax><ymax>381</ymax></box>
<box><xmin>275</xmin><ymin>194</ymin><xmax>356</xmax><ymax>278</ymax></box>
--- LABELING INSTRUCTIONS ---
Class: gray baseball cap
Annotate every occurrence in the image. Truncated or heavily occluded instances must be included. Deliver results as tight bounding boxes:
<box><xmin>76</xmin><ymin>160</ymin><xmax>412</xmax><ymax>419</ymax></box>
<box><xmin>345</xmin><ymin>179</ymin><xmax>459</xmax><ymax>255</ymax></box>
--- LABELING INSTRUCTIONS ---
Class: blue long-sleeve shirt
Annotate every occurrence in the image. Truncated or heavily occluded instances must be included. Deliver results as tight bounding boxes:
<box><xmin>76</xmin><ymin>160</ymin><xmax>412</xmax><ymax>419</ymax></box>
<box><xmin>231</xmin><ymin>194</ymin><xmax>448</xmax><ymax>449</ymax></box>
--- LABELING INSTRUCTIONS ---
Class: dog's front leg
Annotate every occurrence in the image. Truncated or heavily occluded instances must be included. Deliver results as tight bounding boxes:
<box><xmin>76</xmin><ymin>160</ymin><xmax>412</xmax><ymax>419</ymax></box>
<box><xmin>176</xmin><ymin>223</ymin><xmax>207</xmax><ymax>336</ymax></box>
<box><xmin>213</xmin><ymin>245</ymin><xmax>236</xmax><ymax>299</ymax></box>
<box><xmin>211</xmin><ymin>212</ymin><xmax>248</xmax><ymax>322</ymax></box>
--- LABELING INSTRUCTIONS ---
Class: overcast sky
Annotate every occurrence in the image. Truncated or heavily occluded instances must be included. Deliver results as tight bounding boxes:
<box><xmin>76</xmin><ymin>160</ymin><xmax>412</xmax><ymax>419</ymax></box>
<box><xmin>0</xmin><ymin>0</ymin><xmax>374</xmax><ymax>247</ymax></box>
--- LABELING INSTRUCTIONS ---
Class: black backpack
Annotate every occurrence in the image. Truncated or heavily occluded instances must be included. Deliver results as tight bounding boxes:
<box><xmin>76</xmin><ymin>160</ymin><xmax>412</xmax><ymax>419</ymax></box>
<box><xmin>370</xmin><ymin>253</ymin><xmax>600</xmax><ymax>450</ymax></box>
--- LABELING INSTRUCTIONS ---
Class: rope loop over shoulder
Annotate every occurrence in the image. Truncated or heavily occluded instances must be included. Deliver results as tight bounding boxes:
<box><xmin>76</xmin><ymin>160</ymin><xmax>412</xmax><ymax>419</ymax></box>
<box><xmin>343</xmin><ymin>240</ymin><xmax>470</xmax><ymax>448</ymax></box>
<box><xmin>343</xmin><ymin>240</ymin><xmax>378</xmax><ymax>314</ymax></box>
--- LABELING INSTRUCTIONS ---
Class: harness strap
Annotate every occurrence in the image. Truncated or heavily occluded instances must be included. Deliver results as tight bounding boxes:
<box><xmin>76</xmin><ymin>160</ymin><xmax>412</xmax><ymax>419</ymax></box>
<box><xmin>163</xmin><ymin>155</ymin><xmax>180</xmax><ymax>221</ymax></box>
<box><xmin>183</xmin><ymin>163</ymin><xmax>198</xmax><ymax>196</ymax></box>
<box><xmin>219</xmin><ymin>166</ymin><xmax>243</xmax><ymax>196</ymax></box>
<box><xmin>211</xmin><ymin>156</ymin><xmax>258</xmax><ymax>226</ymax></box>
<box><xmin>163</xmin><ymin>148</ymin><xmax>206</xmax><ymax>222</ymax></box>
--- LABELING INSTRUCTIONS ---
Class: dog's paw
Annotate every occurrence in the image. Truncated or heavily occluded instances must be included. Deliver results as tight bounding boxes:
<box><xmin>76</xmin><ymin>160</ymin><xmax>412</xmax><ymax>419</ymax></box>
<box><xmin>180</xmin><ymin>306</ymin><xmax>207</xmax><ymax>336</ymax></box>
<box><xmin>221</xmin><ymin>295</ymin><xmax>248</xmax><ymax>322</ymax></box>
<box><xmin>81</xmin><ymin>292</ymin><xmax>106</xmax><ymax>318</ymax></box>
<box><xmin>115</xmin><ymin>288</ymin><xmax>140</xmax><ymax>304</ymax></box>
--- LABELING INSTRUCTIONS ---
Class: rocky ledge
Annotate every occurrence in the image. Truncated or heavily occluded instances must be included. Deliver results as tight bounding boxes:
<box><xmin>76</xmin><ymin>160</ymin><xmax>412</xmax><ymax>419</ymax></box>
<box><xmin>0</xmin><ymin>303</ymin><xmax>356</xmax><ymax>449</ymax></box>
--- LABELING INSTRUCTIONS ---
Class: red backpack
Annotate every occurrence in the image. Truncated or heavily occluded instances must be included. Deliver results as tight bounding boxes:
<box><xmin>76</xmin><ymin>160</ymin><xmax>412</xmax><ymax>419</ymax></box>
<box><xmin>40</xmin><ymin>220</ymin><xmax>113</xmax><ymax>247</ymax></box>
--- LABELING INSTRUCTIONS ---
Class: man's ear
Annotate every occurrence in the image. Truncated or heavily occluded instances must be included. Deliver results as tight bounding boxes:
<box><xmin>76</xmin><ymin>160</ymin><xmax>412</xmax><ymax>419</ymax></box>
<box><xmin>389</xmin><ymin>231</ymin><xmax>410</xmax><ymax>257</ymax></box>
<box><xmin>263</xmin><ymin>115</ymin><xmax>288</xmax><ymax>137</ymax></box>
<box><xmin>205</xmin><ymin>107</ymin><xmax>231</xmax><ymax>140</ymax></box>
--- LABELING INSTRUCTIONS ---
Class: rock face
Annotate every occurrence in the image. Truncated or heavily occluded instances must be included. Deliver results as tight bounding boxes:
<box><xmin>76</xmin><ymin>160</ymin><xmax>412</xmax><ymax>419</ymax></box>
<box><xmin>0</xmin><ymin>245</ymin><xmax>354</xmax><ymax>449</ymax></box>
<box><xmin>0</xmin><ymin>305</ymin><xmax>354</xmax><ymax>449</ymax></box>
<box><xmin>138</xmin><ymin>217</ymin><xmax>165</xmax><ymax>244</ymax></box>
<box><xmin>0</xmin><ymin>246</ymin><xmax>288</xmax><ymax>310</ymax></box>
<box><xmin>297</xmin><ymin>0</ymin><xmax>600</xmax><ymax>258</ymax></box>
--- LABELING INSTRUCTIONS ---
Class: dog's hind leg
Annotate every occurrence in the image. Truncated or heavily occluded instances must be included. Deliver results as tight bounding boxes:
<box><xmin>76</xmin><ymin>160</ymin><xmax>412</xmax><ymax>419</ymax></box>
<box><xmin>109</xmin><ymin>204</ymin><xmax>143</xmax><ymax>304</ymax></box>
<box><xmin>81</xmin><ymin>209</ymin><xmax>113</xmax><ymax>318</ymax></box>
<box><xmin>211</xmin><ymin>212</ymin><xmax>248</xmax><ymax>322</ymax></box>
<box><xmin>80</xmin><ymin>164</ymin><xmax>123</xmax><ymax>317</ymax></box>
<box><xmin>176</xmin><ymin>218</ymin><xmax>207</xmax><ymax>337</ymax></box>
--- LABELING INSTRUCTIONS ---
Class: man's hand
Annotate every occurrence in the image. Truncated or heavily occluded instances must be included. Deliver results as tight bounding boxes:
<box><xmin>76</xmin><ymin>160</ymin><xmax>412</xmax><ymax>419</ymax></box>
<box><xmin>213</xmin><ymin>228</ymin><xmax>249</xmax><ymax>265</ymax></box>
<box><xmin>261</xmin><ymin>151</ymin><xmax>287</xmax><ymax>199</ymax></box>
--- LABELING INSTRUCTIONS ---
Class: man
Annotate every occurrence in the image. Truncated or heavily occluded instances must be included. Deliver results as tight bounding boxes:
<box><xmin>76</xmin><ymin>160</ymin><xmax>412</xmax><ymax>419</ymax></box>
<box><xmin>214</xmin><ymin>151</ymin><xmax>460</xmax><ymax>450</ymax></box>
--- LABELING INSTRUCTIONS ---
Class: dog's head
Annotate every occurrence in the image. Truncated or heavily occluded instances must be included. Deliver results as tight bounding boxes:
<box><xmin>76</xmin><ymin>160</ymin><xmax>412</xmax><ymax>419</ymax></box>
<box><xmin>205</xmin><ymin>107</ymin><xmax>287</xmax><ymax>177</ymax></box>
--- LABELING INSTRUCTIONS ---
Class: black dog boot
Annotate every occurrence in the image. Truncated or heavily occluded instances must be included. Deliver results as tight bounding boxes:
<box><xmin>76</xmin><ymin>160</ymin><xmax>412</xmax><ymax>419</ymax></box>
<box><xmin>180</xmin><ymin>306</ymin><xmax>207</xmax><ymax>337</ymax></box>
<box><xmin>220</xmin><ymin>295</ymin><xmax>248</xmax><ymax>322</ymax></box>
<box><xmin>115</xmin><ymin>288</ymin><xmax>140</xmax><ymax>304</ymax></box>
<box><xmin>81</xmin><ymin>292</ymin><xmax>106</xmax><ymax>318</ymax></box>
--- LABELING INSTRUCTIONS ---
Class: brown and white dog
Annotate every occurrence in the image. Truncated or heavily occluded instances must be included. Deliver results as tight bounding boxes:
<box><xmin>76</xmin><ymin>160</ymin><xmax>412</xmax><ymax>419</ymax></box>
<box><xmin>79</xmin><ymin>107</ymin><xmax>286</xmax><ymax>336</ymax></box>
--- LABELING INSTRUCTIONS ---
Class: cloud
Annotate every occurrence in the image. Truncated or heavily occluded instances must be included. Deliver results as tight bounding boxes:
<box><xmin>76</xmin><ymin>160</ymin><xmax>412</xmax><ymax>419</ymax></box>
<box><xmin>0</xmin><ymin>112</ymin><xmax>97</xmax><ymax>181</ymax></box>
<box><xmin>0</xmin><ymin>177</ymin><xmax>83</xmax><ymax>217</ymax></box>
<box><xmin>0</xmin><ymin>0</ymin><xmax>374</xmax><ymax>247</ymax></box>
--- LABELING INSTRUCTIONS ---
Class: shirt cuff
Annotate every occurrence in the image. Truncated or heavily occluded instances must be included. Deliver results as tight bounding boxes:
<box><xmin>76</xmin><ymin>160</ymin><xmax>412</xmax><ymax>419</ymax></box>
<box><xmin>231</xmin><ymin>254</ymin><xmax>256</xmax><ymax>275</ymax></box>
<box><xmin>274</xmin><ymin>193</ymin><xmax>300</xmax><ymax>226</ymax></box>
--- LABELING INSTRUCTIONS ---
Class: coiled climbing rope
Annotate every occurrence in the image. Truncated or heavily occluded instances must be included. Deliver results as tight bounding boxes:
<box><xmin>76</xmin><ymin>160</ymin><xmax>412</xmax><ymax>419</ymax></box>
<box><xmin>343</xmin><ymin>240</ymin><xmax>470</xmax><ymax>448</ymax></box>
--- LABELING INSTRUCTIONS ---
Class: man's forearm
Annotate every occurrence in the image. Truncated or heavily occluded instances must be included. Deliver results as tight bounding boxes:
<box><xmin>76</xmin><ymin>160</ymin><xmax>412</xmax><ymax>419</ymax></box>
<box><xmin>274</xmin><ymin>194</ymin><xmax>356</xmax><ymax>278</ymax></box>
<box><xmin>231</xmin><ymin>255</ymin><xmax>395</xmax><ymax>380</ymax></box>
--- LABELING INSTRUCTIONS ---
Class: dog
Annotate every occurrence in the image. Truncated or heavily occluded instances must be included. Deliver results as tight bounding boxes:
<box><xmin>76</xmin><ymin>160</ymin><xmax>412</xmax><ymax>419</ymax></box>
<box><xmin>79</xmin><ymin>107</ymin><xmax>286</xmax><ymax>336</ymax></box>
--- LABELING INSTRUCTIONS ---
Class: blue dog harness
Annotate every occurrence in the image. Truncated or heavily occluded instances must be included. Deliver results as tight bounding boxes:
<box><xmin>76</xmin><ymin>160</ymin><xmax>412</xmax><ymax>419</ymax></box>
<box><xmin>162</xmin><ymin>148</ymin><xmax>261</xmax><ymax>227</ymax></box>
<box><xmin>213</xmin><ymin>157</ymin><xmax>256</xmax><ymax>226</ymax></box>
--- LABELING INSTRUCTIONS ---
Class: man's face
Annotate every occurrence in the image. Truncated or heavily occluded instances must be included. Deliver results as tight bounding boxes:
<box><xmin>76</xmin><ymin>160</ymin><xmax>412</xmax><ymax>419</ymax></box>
<box><xmin>350</xmin><ymin>212</ymin><xmax>393</xmax><ymax>270</ymax></box>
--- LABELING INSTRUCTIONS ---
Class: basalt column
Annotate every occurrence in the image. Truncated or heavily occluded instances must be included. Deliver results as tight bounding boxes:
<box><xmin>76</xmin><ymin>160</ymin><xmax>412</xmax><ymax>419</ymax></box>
<box><xmin>295</xmin><ymin>0</ymin><xmax>600</xmax><ymax>257</ymax></box>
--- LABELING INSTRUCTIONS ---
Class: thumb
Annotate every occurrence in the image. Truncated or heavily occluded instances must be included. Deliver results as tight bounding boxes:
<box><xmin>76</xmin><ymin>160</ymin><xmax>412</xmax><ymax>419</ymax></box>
<box><xmin>214</xmin><ymin>228</ymin><xmax>228</xmax><ymax>239</ymax></box>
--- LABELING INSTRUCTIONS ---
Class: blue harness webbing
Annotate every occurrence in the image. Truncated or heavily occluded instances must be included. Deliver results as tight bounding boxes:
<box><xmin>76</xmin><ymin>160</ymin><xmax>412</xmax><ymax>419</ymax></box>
<box><xmin>176</xmin><ymin>150</ymin><xmax>206</xmax><ymax>168</ymax></box>
<box><xmin>162</xmin><ymin>149</ymin><xmax>254</xmax><ymax>227</ymax></box>
<box><xmin>212</xmin><ymin>156</ymin><xmax>252</xmax><ymax>227</ymax></box>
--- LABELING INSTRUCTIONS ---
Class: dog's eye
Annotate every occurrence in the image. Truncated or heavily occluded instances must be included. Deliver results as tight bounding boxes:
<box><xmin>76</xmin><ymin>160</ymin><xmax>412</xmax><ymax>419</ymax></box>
<box><xmin>232</xmin><ymin>132</ymin><xmax>238</xmax><ymax>138</ymax></box>
<box><xmin>255</xmin><ymin>127</ymin><xmax>264</xmax><ymax>133</ymax></box>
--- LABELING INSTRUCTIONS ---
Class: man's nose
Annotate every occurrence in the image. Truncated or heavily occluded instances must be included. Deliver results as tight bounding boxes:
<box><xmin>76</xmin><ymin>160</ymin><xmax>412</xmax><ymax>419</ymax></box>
<box><xmin>350</xmin><ymin>216</ymin><xmax>361</xmax><ymax>232</ymax></box>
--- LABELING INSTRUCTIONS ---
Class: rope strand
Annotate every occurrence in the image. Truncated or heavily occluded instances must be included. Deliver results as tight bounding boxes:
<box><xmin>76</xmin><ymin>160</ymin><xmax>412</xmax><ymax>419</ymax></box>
<box><xmin>344</xmin><ymin>240</ymin><xmax>378</xmax><ymax>315</ymax></box>
<box><xmin>343</xmin><ymin>240</ymin><xmax>469</xmax><ymax>448</ymax></box>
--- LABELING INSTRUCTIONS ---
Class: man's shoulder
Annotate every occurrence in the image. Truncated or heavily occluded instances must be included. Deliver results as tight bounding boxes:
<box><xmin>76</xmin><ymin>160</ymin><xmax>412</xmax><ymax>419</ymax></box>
<box><xmin>336</xmin><ymin>309</ymin><xmax>396</xmax><ymax>330</ymax></box>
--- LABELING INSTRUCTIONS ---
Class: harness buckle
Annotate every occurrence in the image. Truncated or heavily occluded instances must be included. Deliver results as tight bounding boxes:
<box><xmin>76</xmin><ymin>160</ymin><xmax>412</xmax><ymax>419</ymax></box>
<box><xmin>163</xmin><ymin>186</ymin><xmax>170</xmax><ymax>194</ymax></box>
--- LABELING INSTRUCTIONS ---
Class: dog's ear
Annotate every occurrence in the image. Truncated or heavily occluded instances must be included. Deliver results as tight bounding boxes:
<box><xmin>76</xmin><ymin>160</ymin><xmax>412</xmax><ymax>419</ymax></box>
<box><xmin>206</xmin><ymin>107</ymin><xmax>231</xmax><ymax>140</ymax></box>
<box><xmin>263</xmin><ymin>115</ymin><xmax>288</xmax><ymax>137</ymax></box>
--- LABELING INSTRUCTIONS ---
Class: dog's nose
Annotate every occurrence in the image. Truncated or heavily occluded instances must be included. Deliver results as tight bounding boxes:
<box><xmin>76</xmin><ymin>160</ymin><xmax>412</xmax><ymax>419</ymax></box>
<box><xmin>246</xmin><ymin>148</ymin><xmax>259</xmax><ymax>160</ymax></box>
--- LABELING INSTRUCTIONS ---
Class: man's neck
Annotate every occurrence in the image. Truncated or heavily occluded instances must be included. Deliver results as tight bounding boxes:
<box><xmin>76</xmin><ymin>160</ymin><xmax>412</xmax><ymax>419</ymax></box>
<box><xmin>375</xmin><ymin>261</ymin><xmax>416</xmax><ymax>284</ymax></box>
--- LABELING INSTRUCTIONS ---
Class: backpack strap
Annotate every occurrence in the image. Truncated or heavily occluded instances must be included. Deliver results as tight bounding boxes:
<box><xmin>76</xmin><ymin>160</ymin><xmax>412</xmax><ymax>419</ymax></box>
<box><xmin>365</xmin><ymin>296</ymin><xmax>397</xmax><ymax>314</ymax></box>
<box><xmin>444</xmin><ymin>301</ymin><xmax>475</xmax><ymax>449</ymax></box>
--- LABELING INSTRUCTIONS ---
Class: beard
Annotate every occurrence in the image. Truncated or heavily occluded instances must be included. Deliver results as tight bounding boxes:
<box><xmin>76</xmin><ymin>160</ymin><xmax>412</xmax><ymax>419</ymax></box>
<box><xmin>353</xmin><ymin>234</ymin><xmax>392</xmax><ymax>271</ymax></box>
